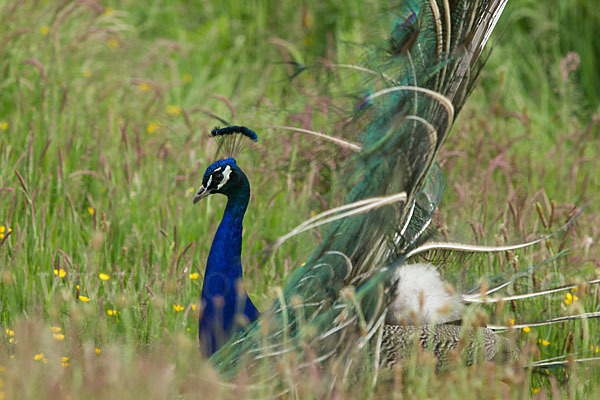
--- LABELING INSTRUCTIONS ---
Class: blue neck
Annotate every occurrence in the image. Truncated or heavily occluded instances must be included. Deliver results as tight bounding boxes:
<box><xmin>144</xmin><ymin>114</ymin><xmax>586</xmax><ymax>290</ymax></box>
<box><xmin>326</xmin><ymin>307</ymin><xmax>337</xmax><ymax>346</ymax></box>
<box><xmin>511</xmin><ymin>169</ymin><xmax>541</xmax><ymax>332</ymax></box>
<box><xmin>199</xmin><ymin>184</ymin><xmax>259</xmax><ymax>356</ymax></box>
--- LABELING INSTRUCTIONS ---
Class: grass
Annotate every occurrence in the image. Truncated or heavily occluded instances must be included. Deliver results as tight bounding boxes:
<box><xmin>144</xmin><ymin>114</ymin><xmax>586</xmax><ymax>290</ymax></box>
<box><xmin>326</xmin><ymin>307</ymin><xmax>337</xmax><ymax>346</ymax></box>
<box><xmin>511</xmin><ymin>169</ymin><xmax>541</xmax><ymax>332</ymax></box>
<box><xmin>0</xmin><ymin>0</ymin><xmax>599</xmax><ymax>398</ymax></box>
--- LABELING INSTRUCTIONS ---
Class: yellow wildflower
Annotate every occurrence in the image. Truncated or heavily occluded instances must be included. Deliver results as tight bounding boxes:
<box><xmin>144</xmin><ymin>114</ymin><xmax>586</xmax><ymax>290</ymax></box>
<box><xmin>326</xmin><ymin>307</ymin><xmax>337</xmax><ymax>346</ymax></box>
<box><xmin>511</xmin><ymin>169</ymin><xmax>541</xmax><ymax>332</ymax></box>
<box><xmin>532</xmin><ymin>388</ymin><xmax>541</xmax><ymax>394</ymax></box>
<box><xmin>166</xmin><ymin>105</ymin><xmax>182</xmax><ymax>115</ymax></box>
<box><xmin>0</xmin><ymin>226</ymin><xmax>4</xmax><ymax>233</ymax></box>
<box><xmin>188</xmin><ymin>187</ymin><xmax>195</xmax><ymax>193</ymax></box>
<box><xmin>104</xmin><ymin>7</ymin><xmax>114</xmax><ymax>15</ymax></box>
<box><xmin>189</xmin><ymin>272</ymin><xmax>199</xmax><ymax>280</ymax></box>
<box><xmin>49</xmin><ymin>326</ymin><xmax>61</xmax><ymax>334</ymax></box>
<box><xmin>139</xmin><ymin>82</ymin><xmax>150</xmax><ymax>92</ymax></box>
<box><xmin>107</xmin><ymin>39</ymin><xmax>119</xmax><ymax>49</ymax></box>
<box><xmin>9</xmin><ymin>338</ymin><xmax>15</xmax><ymax>344</ymax></box>
<box><xmin>34</xmin><ymin>353</ymin><xmax>44</xmax><ymax>361</ymax></box>
<box><xmin>82</xmin><ymin>70</ymin><xmax>91</xmax><ymax>78</ymax></box>
<box><xmin>61</xmin><ymin>356</ymin><xmax>70</xmax><ymax>367</ymax></box>
<box><xmin>565</xmin><ymin>292</ymin><xmax>578</xmax><ymax>305</ymax></box>
<box><xmin>40</xmin><ymin>26</ymin><xmax>49</xmax><ymax>35</ymax></box>
<box><xmin>508</xmin><ymin>318</ymin><xmax>515</xmax><ymax>326</ymax></box>
<box><xmin>303</xmin><ymin>10</ymin><xmax>314</xmax><ymax>28</ymax></box>
<box><xmin>53</xmin><ymin>333</ymin><xmax>65</xmax><ymax>341</ymax></box>
<box><xmin>173</xmin><ymin>304</ymin><xmax>184</xmax><ymax>312</ymax></box>
<box><xmin>99</xmin><ymin>273</ymin><xmax>110</xmax><ymax>281</ymax></box>
<box><xmin>5</xmin><ymin>329</ymin><xmax>13</xmax><ymax>336</ymax></box>
<box><xmin>182</xmin><ymin>73</ymin><xmax>192</xmax><ymax>83</ymax></box>
<box><xmin>191</xmin><ymin>304</ymin><xmax>197</xmax><ymax>311</ymax></box>
<box><xmin>87</xmin><ymin>207</ymin><xmax>95</xmax><ymax>216</ymax></box>
<box><xmin>0</xmin><ymin>122</ymin><xmax>8</xmax><ymax>131</ymax></box>
<box><xmin>537</xmin><ymin>339</ymin><xmax>550</xmax><ymax>346</ymax></box>
<box><xmin>95</xmin><ymin>347</ymin><xmax>101</xmax><ymax>354</ymax></box>
<box><xmin>147</xmin><ymin>122</ymin><xmax>158</xmax><ymax>133</ymax></box>
<box><xmin>79</xmin><ymin>295</ymin><xmax>90</xmax><ymax>302</ymax></box>
<box><xmin>522</xmin><ymin>326</ymin><xmax>531</xmax><ymax>333</ymax></box>
<box><xmin>107</xmin><ymin>309</ymin><xmax>117</xmax><ymax>316</ymax></box>
<box><xmin>53</xmin><ymin>268</ymin><xmax>66</xmax><ymax>278</ymax></box>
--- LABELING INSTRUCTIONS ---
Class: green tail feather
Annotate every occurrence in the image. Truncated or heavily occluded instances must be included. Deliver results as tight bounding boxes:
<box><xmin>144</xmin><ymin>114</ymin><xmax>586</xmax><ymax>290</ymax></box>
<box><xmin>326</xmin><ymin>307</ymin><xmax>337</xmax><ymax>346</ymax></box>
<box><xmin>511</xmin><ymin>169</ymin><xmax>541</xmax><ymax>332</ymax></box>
<box><xmin>212</xmin><ymin>0</ymin><xmax>508</xmax><ymax>378</ymax></box>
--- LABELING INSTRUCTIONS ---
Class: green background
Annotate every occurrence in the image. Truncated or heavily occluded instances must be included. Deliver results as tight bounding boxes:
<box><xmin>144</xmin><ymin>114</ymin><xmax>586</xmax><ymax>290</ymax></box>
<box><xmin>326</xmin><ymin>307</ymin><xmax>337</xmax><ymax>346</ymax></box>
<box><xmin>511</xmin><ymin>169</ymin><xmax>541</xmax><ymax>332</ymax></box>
<box><xmin>0</xmin><ymin>0</ymin><xmax>599</xmax><ymax>398</ymax></box>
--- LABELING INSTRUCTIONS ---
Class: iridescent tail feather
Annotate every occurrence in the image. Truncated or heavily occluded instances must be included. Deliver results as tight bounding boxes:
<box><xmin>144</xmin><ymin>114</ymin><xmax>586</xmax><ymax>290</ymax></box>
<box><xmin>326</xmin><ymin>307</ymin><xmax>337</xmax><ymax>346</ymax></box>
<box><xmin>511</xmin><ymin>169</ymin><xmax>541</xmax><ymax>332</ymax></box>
<box><xmin>211</xmin><ymin>0</ymin><xmax>512</xmax><ymax>380</ymax></box>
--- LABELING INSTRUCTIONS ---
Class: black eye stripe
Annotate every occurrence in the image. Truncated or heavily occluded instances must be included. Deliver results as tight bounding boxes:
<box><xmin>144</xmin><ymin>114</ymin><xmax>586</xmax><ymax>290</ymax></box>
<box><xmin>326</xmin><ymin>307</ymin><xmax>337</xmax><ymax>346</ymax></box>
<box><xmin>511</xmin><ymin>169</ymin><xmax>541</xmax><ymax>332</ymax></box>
<box><xmin>206</xmin><ymin>171</ymin><xmax>224</xmax><ymax>189</ymax></box>
<box><xmin>204</xmin><ymin>164</ymin><xmax>233</xmax><ymax>190</ymax></box>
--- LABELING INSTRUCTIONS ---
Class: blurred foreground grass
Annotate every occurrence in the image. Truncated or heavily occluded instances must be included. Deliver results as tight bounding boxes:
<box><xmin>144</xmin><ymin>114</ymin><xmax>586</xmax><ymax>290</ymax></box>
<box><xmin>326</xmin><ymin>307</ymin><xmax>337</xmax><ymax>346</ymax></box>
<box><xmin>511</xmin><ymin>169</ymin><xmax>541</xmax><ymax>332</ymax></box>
<box><xmin>1</xmin><ymin>0</ymin><xmax>599</xmax><ymax>398</ymax></box>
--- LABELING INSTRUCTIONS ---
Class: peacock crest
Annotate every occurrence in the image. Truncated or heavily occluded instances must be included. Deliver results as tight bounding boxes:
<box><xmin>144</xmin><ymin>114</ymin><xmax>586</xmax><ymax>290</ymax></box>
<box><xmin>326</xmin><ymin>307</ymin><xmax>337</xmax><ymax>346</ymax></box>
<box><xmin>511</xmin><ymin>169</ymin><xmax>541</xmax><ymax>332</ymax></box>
<box><xmin>209</xmin><ymin>125</ymin><xmax>258</xmax><ymax>157</ymax></box>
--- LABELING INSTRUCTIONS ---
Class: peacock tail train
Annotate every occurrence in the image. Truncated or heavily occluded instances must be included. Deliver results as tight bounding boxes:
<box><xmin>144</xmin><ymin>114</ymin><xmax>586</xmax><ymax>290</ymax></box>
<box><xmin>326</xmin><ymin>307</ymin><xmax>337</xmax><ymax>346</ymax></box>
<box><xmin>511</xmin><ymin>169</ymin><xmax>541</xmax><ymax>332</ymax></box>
<box><xmin>209</xmin><ymin>0</ymin><xmax>510</xmax><ymax>379</ymax></box>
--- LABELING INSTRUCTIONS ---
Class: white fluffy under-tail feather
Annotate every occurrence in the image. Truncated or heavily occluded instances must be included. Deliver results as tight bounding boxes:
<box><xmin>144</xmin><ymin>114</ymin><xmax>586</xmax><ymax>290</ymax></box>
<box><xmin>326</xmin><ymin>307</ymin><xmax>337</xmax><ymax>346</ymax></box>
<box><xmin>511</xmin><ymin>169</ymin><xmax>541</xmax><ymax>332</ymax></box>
<box><xmin>387</xmin><ymin>263</ymin><xmax>464</xmax><ymax>325</ymax></box>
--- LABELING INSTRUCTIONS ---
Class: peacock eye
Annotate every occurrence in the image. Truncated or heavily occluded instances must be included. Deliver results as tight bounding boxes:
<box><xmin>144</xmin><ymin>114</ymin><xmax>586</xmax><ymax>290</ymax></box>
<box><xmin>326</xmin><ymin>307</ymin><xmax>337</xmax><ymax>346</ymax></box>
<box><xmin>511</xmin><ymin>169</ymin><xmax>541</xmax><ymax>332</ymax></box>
<box><xmin>213</xmin><ymin>171</ymin><xmax>223</xmax><ymax>182</ymax></box>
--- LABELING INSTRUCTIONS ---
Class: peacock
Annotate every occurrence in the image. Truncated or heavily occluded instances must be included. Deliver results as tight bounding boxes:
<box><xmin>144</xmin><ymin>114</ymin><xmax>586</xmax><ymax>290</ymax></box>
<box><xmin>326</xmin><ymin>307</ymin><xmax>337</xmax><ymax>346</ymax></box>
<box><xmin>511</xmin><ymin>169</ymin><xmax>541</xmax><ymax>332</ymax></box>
<box><xmin>193</xmin><ymin>126</ymin><xmax>260</xmax><ymax>356</ymax></box>
<box><xmin>192</xmin><ymin>0</ymin><xmax>599</xmax><ymax>385</ymax></box>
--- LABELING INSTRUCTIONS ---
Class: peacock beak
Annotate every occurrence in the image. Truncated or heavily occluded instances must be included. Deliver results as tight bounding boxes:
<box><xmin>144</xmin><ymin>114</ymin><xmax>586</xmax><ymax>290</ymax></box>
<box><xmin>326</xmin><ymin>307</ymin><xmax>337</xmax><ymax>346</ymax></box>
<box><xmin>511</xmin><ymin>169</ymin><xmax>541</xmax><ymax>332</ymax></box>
<box><xmin>192</xmin><ymin>185</ymin><xmax>211</xmax><ymax>204</ymax></box>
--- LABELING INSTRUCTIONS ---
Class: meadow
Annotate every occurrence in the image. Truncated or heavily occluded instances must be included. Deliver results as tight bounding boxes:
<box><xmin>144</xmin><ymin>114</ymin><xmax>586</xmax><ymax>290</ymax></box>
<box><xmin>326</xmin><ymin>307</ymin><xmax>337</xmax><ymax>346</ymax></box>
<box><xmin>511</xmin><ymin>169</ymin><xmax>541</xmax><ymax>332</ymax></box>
<box><xmin>0</xmin><ymin>0</ymin><xmax>599</xmax><ymax>398</ymax></box>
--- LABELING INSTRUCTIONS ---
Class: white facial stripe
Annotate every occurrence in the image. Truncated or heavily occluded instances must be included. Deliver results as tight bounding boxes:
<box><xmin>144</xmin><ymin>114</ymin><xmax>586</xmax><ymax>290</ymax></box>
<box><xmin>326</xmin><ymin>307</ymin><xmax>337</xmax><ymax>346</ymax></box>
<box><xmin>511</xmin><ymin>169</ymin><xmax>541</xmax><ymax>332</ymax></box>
<box><xmin>206</xmin><ymin>174</ymin><xmax>213</xmax><ymax>189</ymax></box>
<box><xmin>214</xmin><ymin>167</ymin><xmax>222</xmax><ymax>172</ymax></box>
<box><xmin>216</xmin><ymin>165</ymin><xmax>232</xmax><ymax>190</ymax></box>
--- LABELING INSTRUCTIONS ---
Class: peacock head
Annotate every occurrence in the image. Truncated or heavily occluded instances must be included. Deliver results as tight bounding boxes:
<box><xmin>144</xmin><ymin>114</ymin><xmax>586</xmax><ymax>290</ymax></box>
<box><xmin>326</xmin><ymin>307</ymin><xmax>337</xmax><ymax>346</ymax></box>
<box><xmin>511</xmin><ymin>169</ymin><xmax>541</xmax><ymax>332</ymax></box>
<box><xmin>192</xmin><ymin>157</ymin><xmax>248</xmax><ymax>204</ymax></box>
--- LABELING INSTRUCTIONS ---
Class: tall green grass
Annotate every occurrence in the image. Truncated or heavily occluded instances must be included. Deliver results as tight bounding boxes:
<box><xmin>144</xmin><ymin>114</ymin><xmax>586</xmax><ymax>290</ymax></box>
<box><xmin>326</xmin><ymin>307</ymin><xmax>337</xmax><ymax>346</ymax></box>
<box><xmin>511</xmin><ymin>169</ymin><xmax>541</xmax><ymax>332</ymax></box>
<box><xmin>1</xmin><ymin>0</ymin><xmax>599</xmax><ymax>398</ymax></box>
